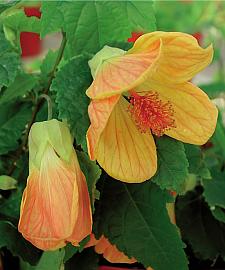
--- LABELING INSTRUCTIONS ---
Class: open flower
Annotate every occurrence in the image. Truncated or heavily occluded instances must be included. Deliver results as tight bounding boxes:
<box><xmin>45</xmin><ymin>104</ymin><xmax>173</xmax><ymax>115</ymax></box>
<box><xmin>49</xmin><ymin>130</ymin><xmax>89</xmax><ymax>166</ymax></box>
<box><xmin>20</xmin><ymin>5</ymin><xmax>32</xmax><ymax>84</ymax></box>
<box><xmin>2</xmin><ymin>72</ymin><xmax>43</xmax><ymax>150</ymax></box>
<box><xmin>18</xmin><ymin>119</ymin><xmax>92</xmax><ymax>250</ymax></box>
<box><xmin>86</xmin><ymin>31</ymin><xmax>218</xmax><ymax>183</ymax></box>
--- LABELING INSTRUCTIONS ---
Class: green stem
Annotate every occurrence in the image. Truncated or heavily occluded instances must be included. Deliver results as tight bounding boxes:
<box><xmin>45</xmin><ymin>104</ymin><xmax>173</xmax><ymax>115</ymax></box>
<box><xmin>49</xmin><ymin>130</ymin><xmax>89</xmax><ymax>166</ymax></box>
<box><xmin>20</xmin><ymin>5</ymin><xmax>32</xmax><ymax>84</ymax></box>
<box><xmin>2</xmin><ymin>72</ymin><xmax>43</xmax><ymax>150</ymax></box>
<box><xmin>7</xmin><ymin>32</ymin><xmax>67</xmax><ymax>176</ymax></box>
<box><xmin>39</xmin><ymin>94</ymin><xmax>53</xmax><ymax>120</ymax></box>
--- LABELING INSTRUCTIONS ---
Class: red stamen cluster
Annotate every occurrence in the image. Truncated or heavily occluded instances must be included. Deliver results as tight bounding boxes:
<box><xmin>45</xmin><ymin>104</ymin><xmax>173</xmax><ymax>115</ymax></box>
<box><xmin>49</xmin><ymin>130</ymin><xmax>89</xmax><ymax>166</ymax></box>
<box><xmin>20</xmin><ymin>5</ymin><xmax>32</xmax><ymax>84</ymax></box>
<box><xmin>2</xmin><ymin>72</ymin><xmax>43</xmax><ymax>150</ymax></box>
<box><xmin>128</xmin><ymin>91</ymin><xmax>176</xmax><ymax>136</ymax></box>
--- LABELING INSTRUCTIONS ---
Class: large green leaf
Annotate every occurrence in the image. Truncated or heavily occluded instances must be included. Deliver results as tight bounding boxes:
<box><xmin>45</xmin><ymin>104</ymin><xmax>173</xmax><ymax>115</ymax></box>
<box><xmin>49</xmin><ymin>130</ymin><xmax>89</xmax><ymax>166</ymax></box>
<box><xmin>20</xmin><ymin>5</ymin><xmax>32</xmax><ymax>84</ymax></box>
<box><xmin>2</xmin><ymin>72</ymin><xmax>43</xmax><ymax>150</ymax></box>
<box><xmin>0</xmin><ymin>73</ymin><xmax>38</xmax><ymax>105</ymax></box>
<box><xmin>51</xmin><ymin>55</ymin><xmax>92</xmax><ymax>151</ymax></box>
<box><xmin>0</xmin><ymin>103</ymin><xmax>31</xmax><ymax>155</ymax></box>
<box><xmin>41</xmin><ymin>1</ymin><xmax>156</xmax><ymax>55</ymax></box>
<box><xmin>152</xmin><ymin>136</ymin><xmax>189</xmax><ymax>193</ymax></box>
<box><xmin>176</xmin><ymin>189</ymin><xmax>225</xmax><ymax>260</ymax></box>
<box><xmin>94</xmin><ymin>176</ymin><xmax>188</xmax><ymax>270</ymax></box>
<box><xmin>0</xmin><ymin>221</ymin><xmax>41</xmax><ymax>265</ymax></box>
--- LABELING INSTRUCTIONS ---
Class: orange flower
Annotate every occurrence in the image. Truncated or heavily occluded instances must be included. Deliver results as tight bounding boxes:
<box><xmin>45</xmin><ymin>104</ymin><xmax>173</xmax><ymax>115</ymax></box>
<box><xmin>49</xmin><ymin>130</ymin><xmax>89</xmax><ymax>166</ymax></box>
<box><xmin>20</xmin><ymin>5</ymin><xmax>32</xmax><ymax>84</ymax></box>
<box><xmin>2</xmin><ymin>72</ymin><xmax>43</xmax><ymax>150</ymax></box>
<box><xmin>87</xmin><ymin>234</ymin><xmax>136</xmax><ymax>264</ymax></box>
<box><xmin>86</xmin><ymin>32</ymin><xmax>218</xmax><ymax>183</ymax></box>
<box><xmin>18</xmin><ymin>119</ymin><xmax>92</xmax><ymax>250</ymax></box>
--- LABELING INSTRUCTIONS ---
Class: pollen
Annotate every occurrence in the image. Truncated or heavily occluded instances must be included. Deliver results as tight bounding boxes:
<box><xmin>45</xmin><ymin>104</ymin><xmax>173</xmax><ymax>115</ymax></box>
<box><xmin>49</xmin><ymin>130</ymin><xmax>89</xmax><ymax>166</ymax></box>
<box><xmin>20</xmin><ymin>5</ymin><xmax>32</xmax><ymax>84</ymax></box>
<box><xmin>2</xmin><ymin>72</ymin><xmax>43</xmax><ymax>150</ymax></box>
<box><xmin>128</xmin><ymin>91</ymin><xmax>176</xmax><ymax>136</ymax></box>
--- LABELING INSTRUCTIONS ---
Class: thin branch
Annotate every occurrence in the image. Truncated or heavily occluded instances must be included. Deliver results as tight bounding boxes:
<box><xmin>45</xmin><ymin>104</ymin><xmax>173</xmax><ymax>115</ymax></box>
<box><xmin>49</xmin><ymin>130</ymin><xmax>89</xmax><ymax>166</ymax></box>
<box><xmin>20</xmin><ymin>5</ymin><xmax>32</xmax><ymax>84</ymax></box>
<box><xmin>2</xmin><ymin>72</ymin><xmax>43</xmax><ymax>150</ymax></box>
<box><xmin>7</xmin><ymin>32</ymin><xmax>67</xmax><ymax>176</ymax></box>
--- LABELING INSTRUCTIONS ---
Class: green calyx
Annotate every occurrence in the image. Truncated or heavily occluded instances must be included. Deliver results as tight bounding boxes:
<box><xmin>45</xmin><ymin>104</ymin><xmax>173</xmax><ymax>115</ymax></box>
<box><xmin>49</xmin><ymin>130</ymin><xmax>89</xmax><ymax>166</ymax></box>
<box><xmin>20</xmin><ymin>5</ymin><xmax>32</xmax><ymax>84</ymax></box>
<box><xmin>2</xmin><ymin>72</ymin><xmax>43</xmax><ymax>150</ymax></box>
<box><xmin>88</xmin><ymin>45</ymin><xmax>126</xmax><ymax>78</ymax></box>
<box><xmin>28</xmin><ymin>119</ymin><xmax>73</xmax><ymax>171</ymax></box>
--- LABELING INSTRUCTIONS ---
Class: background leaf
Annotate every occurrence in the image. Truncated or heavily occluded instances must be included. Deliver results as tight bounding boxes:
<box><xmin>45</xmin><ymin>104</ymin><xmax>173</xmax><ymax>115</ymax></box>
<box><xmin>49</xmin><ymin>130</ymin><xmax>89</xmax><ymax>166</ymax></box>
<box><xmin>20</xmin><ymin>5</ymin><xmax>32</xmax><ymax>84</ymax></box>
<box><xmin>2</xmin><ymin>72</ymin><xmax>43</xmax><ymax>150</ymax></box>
<box><xmin>0</xmin><ymin>103</ymin><xmax>31</xmax><ymax>155</ymax></box>
<box><xmin>0</xmin><ymin>73</ymin><xmax>37</xmax><ymax>105</ymax></box>
<box><xmin>176</xmin><ymin>188</ymin><xmax>225</xmax><ymax>260</ymax></box>
<box><xmin>0</xmin><ymin>175</ymin><xmax>17</xmax><ymax>190</ymax></box>
<box><xmin>0</xmin><ymin>27</ymin><xmax>20</xmax><ymax>88</ymax></box>
<box><xmin>41</xmin><ymin>1</ymin><xmax>156</xmax><ymax>57</ymax></box>
<box><xmin>65</xmin><ymin>248</ymin><xmax>98</xmax><ymax>270</ymax></box>
<box><xmin>0</xmin><ymin>221</ymin><xmax>41</xmax><ymax>265</ymax></box>
<box><xmin>203</xmin><ymin>170</ymin><xmax>225</xmax><ymax>224</ymax></box>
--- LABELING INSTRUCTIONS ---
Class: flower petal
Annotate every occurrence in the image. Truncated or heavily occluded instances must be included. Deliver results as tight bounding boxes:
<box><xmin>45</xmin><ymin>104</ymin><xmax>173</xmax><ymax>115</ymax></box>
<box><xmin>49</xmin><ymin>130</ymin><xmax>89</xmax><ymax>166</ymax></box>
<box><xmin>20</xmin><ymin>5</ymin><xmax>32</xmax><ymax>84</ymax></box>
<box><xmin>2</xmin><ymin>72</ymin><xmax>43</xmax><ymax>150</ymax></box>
<box><xmin>18</xmin><ymin>146</ymin><xmax>79</xmax><ymax>250</ymax></box>
<box><xmin>95</xmin><ymin>236</ymin><xmax>136</xmax><ymax>264</ymax></box>
<box><xmin>95</xmin><ymin>97</ymin><xmax>157</xmax><ymax>183</ymax></box>
<box><xmin>129</xmin><ymin>31</ymin><xmax>213</xmax><ymax>83</ymax></box>
<box><xmin>68</xmin><ymin>153</ymin><xmax>92</xmax><ymax>246</ymax></box>
<box><xmin>138</xmin><ymin>80</ymin><xmax>218</xmax><ymax>145</ymax></box>
<box><xmin>87</xmin><ymin>95</ymin><xmax>120</xmax><ymax>160</ymax></box>
<box><xmin>86</xmin><ymin>40</ymin><xmax>161</xmax><ymax>99</ymax></box>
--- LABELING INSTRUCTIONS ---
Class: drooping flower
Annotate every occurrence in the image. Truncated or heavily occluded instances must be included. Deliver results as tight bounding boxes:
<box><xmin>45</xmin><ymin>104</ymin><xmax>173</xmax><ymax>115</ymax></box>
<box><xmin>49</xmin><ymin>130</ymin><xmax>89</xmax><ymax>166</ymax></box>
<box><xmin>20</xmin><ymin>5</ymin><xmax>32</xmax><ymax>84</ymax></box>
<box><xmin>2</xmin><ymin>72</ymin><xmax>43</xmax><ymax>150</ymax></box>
<box><xmin>86</xmin><ymin>31</ymin><xmax>218</xmax><ymax>183</ymax></box>
<box><xmin>18</xmin><ymin>119</ymin><xmax>92</xmax><ymax>250</ymax></box>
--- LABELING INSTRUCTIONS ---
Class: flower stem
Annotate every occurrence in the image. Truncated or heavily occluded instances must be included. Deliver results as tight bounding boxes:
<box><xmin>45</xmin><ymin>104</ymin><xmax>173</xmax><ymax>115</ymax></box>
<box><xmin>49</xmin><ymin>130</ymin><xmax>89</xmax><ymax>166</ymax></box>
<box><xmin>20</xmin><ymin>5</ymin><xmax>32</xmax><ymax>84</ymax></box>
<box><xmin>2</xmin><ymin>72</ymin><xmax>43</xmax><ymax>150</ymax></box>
<box><xmin>39</xmin><ymin>94</ymin><xmax>53</xmax><ymax>120</ymax></box>
<box><xmin>7</xmin><ymin>32</ymin><xmax>67</xmax><ymax>176</ymax></box>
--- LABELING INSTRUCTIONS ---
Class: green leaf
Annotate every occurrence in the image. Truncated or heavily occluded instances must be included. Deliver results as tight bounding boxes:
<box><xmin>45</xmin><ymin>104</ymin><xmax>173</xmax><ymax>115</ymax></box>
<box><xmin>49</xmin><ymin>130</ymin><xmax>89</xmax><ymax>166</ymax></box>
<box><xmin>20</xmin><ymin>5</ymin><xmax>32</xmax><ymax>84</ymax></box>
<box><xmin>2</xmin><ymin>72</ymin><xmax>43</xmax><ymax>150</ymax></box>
<box><xmin>176</xmin><ymin>189</ymin><xmax>225</xmax><ymax>260</ymax></box>
<box><xmin>40</xmin><ymin>50</ymin><xmax>58</xmax><ymax>76</ymax></box>
<box><xmin>0</xmin><ymin>221</ymin><xmax>41</xmax><ymax>265</ymax></box>
<box><xmin>29</xmin><ymin>250</ymin><xmax>65</xmax><ymax>270</ymax></box>
<box><xmin>0</xmin><ymin>187</ymin><xmax>22</xmax><ymax>219</ymax></box>
<box><xmin>94</xmin><ymin>176</ymin><xmax>188</xmax><ymax>270</ymax></box>
<box><xmin>3</xmin><ymin>9</ymin><xmax>41</xmax><ymax>33</ymax></box>
<box><xmin>0</xmin><ymin>175</ymin><xmax>17</xmax><ymax>190</ymax></box>
<box><xmin>199</xmin><ymin>82</ymin><xmax>225</xmax><ymax>99</ymax></box>
<box><xmin>203</xmin><ymin>171</ymin><xmax>225</xmax><ymax>221</ymax></box>
<box><xmin>0</xmin><ymin>27</ymin><xmax>20</xmax><ymax>88</ymax></box>
<box><xmin>51</xmin><ymin>55</ymin><xmax>92</xmax><ymax>151</ymax></box>
<box><xmin>64</xmin><ymin>244</ymin><xmax>78</xmax><ymax>263</ymax></box>
<box><xmin>0</xmin><ymin>73</ymin><xmax>38</xmax><ymax>105</ymax></box>
<box><xmin>0</xmin><ymin>103</ymin><xmax>31</xmax><ymax>155</ymax></box>
<box><xmin>152</xmin><ymin>136</ymin><xmax>189</xmax><ymax>193</ymax></box>
<box><xmin>41</xmin><ymin>1</ymin><xmax>156</xmax><ymax>55</ymax></box>
<box><xmin>211</xmin><ymin>207</ymin><xmax>225</xmax><ymax>224</ymax></box>
<box><xmin>211</xmin><ymin>117</ymin><xmax>225</xmax><ymax>160</ymax></box>
<box><xmin>184</xmin><ymin>144</ymin><xmax>211</xmax><ymax>179</ymax></box>
<box><xmin>76</xmin><ymin>150</ymin><xmax>101</xmax><ymax>209</ymax></box>
<box><xmin>65</xmin><ymin>248</ymin><xmax>98</xmax><ymax>270</ymax></box>
<box><xmin>64</xmin><ymin>236</ymin><xmax>90</xmax><ymax>263</ymax></box>
<box><xmin>40</xmin><ymin>1</ymin><xmax>65</xmax><ymax>38</ymax></box>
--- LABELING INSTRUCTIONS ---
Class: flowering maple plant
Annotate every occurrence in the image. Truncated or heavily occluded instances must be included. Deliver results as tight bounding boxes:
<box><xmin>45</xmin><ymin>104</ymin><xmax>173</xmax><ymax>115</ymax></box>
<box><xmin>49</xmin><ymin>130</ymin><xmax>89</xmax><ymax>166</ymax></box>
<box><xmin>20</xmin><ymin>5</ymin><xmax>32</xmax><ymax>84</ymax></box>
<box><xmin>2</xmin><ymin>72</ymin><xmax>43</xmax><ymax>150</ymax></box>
<box><xmin>0</xmin><ymin>1</ymin><xmax>225</xmax><ymax>270</ymax></box>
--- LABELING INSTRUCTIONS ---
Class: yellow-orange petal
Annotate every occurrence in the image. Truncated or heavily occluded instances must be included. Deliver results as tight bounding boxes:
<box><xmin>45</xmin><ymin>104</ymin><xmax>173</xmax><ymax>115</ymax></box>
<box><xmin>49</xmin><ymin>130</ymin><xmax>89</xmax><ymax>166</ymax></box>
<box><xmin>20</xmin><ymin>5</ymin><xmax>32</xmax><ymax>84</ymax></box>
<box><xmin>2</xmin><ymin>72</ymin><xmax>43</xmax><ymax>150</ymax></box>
<box><xmin>137</xmin><ymin>80</ymin><xmax>218</xmax><ymax>145</ymax></box>
<box><xmin>95</xmin><ymin>236</ymin><xmax>136</xmax><ymax>264</ymax></box>
<box><xmin>86</xmin><ymin>40</ymin><xmax>161</xmax><ymax>99</ymax></box>
<box><xmin>18</xmin><ymin>146</ymin><xmax>79</xmax><ymax>251</ymax></box>
<box><xmin>69</xmin><ymin>154</ymin><xmax>92</xmax><ymax>246</ymax></box>
<box><xmin>87</xmin><ymin>95</ymin><xmax>120</xmax><ymax>160</ymax></box>
<box><xmin>95</xmin><ymin>97</ymin><xmax>157</xmax><ymax>183</ymax></box>
<box><xmin>84</xmin><ymin>233</ymin><xmax>98</xmax><ymax>248</ymax></box>
<box><xmin>129</xmin><ymin>31</ymin><xmax>213</xmax><ymax>83</ymax></box>
<box><xmin>166</xmin><ymin>203</ymin><xmax>176</xmax><ymax>225</ymax></box>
